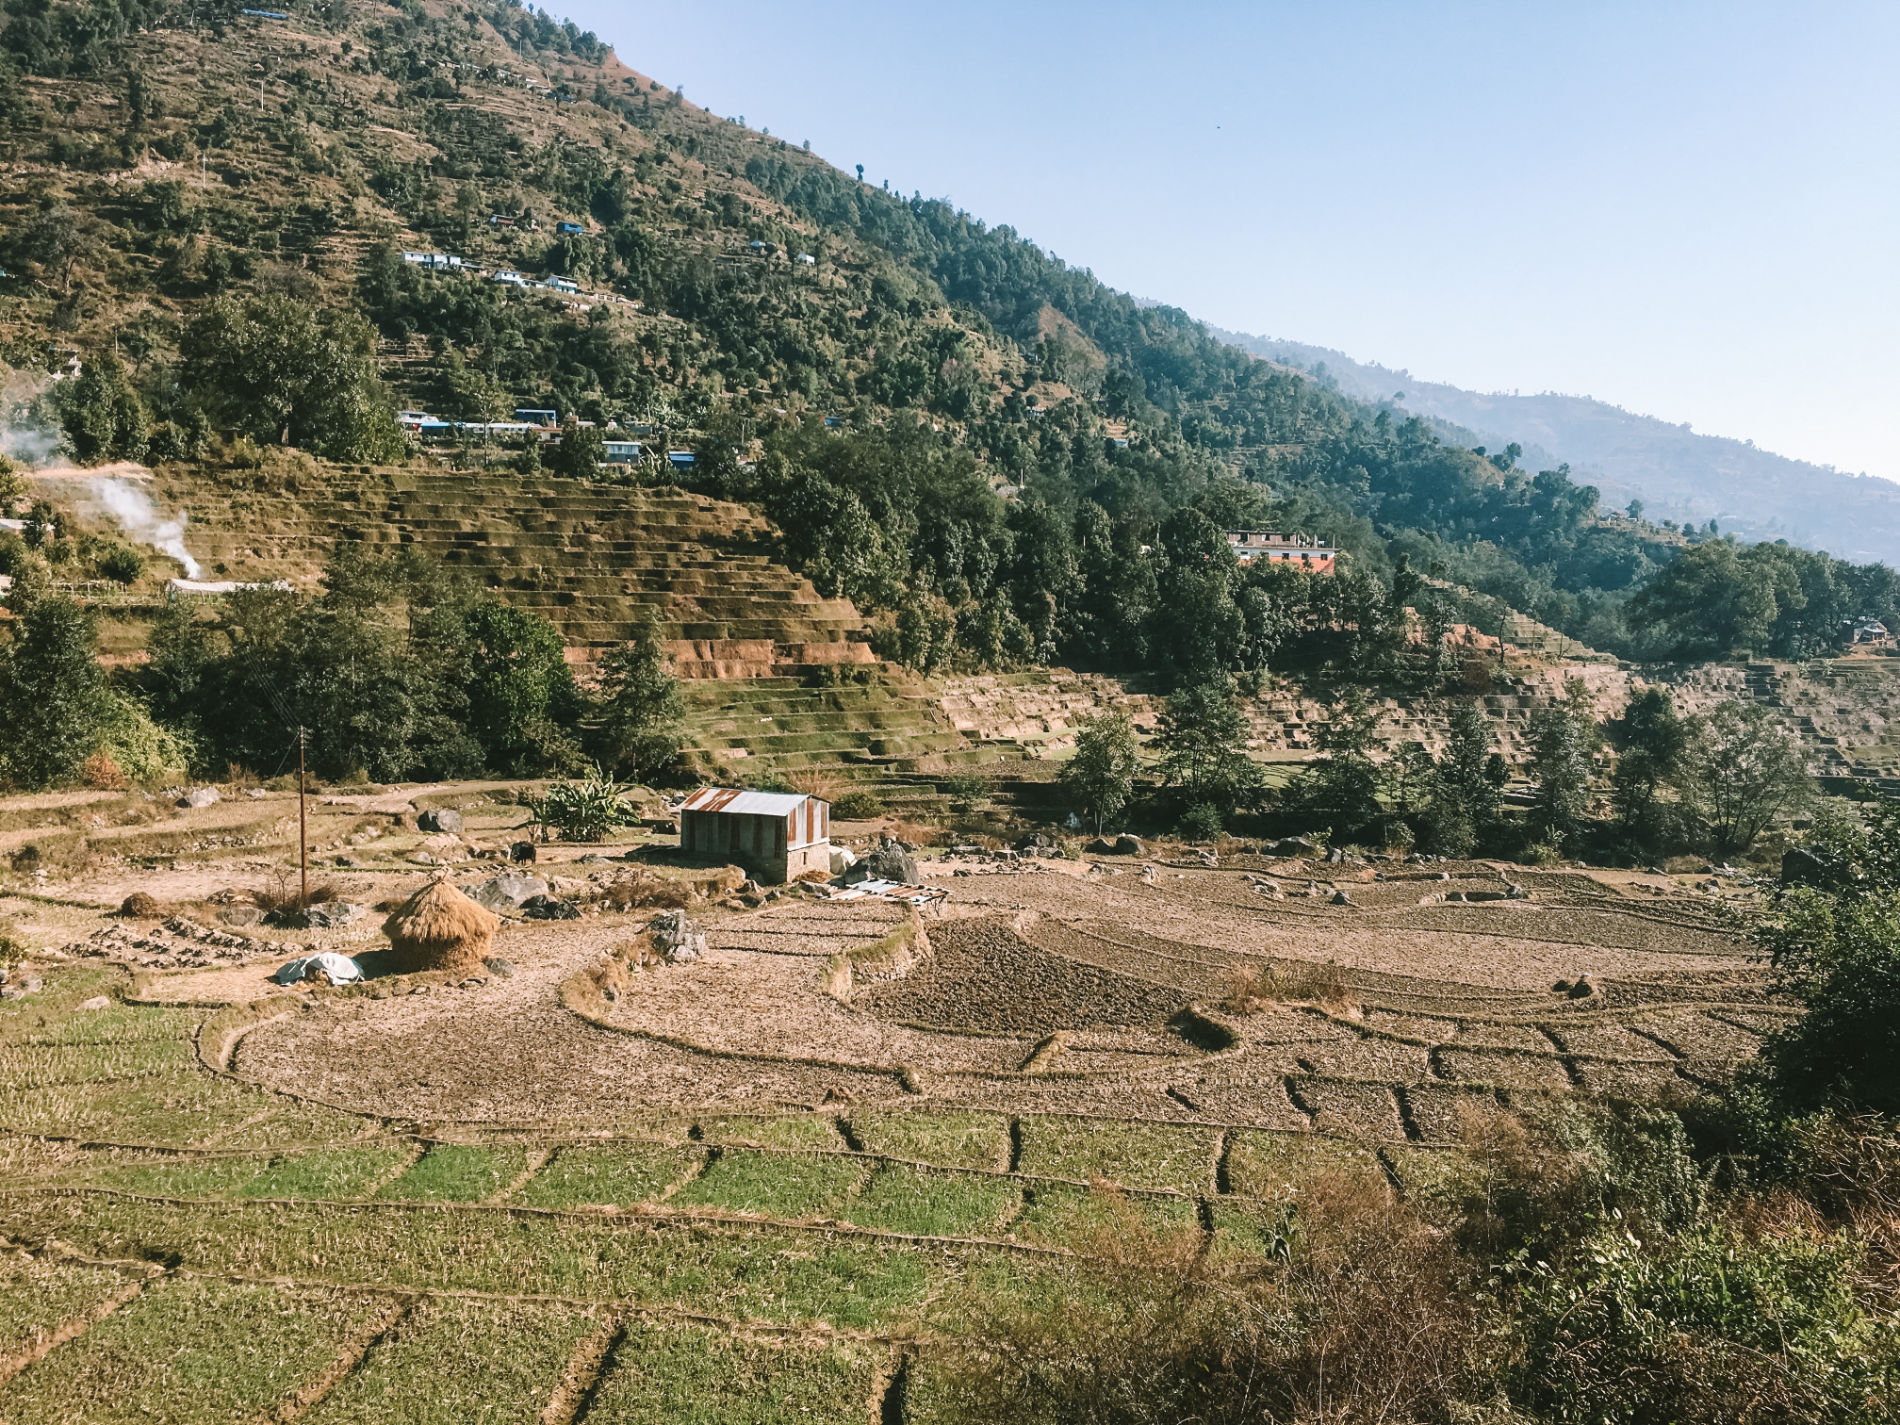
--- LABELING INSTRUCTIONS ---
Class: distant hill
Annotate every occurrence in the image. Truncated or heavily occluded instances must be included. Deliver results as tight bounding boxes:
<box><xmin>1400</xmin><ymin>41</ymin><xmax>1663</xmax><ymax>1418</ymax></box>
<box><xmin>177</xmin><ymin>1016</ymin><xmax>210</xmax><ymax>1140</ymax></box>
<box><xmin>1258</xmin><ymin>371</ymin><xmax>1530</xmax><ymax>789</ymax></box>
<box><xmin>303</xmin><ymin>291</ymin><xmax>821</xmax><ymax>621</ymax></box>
<box><xmin>1212</xmin><ymin>329</ymin><xmax>1900</xmax><ymax>566</ymax></box>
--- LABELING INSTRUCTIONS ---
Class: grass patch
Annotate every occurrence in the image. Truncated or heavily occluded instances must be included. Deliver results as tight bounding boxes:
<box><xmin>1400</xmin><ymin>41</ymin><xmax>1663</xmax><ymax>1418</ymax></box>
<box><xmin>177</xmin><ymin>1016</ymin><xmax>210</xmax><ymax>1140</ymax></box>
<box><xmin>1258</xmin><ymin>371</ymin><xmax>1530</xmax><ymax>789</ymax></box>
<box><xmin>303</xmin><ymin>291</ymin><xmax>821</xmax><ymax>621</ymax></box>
<box><xmin>1381</xmin><ymin>1146</ymin><xmax>1488</xmax><ymax>1226</ymax></box>
<box><xmin>1222</xmin><ymin>1130</ymin><xmax>1386</xmax><ymax>1201</ymax></box>
<box><xmin>846</xmin><ymin>1110</ymin><xmax>1011</xmax><ymax>1171</ymax></box>
<box><xmin>0</xmin><ymin>1076</ymin><xmax>300</xmax><ymax>1146</ymax></box>
<box><xmin>72</xmin><ymin>1153</ymin><xmax>280</xmax><ymax>1198</ymax></box>
<box><xmin>672</xmin><ymin>1147</ymin><xmax>867</xmax><ymax>1220</ymax></box>
<box><xmin>1205</xmin><ymin>1199</ymin><xmax>1300</xmax><ymax>1269</ymax></box>
<box><xmin>0</xmin><ymin>1038</ymin><xmax>198</xmax><ymax>1088</ymax></box>
<box><xmin>692</xmin><ymin>1114</ymin><xmax>844</xmax><ymax>1151</ymax></box>
<box><xmin>0</xmin><ymin>1278</ymin><xmax>378</xmax><ymax>1424</ymax></box>
<box><xmin>375</xmin><ymin>1144</ymin><xmax>528</xmax><ymax>1203</ymax></box>
<box><xmin>585</xmin><ymin>1321</ymin><xmax>875</xmax><ymax>1424</ymax></box>
<box><xmin>237</xmin><ymin>1147</ymin><xmax>415</xmax><ymax>1200</ymax></box>
<box><xmin>1014</xmin><ymin>1117</ymin><xmax>1219</xmax><ymax>1194</ymax></box>
<box><xmin>841</xmin><ymin>1164</ymin><xmax>1018</xmax><ymax>1237</ymax></box>
<box><xmin>302</xmin><ymin>1298</ymin><xmax>599</xmax><ymax>1425</ymax></box>
<box><xmin>511</xmin><ymin>1143</ymin><xmax>703</xmax><ymax>1211</ymax></box>
<box><xmin>2</xmin><ymin>1192</ymin><xmax>943</xmax><ymax>1330</ymax></box>
<box><xmin>0</xmin><ymin>1255</ymin><xmax>130</xmax><ymax>1360</ymax></box>
<box><xmin>1011</xmin><ymin>1184</ymin><xmax>1199</xmax><ymax>1250</ymax></box>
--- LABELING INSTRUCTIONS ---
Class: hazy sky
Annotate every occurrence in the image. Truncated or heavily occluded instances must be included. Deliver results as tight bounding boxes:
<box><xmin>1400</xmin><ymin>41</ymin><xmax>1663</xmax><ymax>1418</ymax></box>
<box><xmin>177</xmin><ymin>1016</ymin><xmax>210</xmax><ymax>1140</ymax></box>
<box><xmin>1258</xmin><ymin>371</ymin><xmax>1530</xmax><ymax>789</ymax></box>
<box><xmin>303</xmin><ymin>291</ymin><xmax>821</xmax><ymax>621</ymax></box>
<box><xmin>558</xmin><ymin>1</ymin><xmax>1900</xmax><ymax>481</ymax></box>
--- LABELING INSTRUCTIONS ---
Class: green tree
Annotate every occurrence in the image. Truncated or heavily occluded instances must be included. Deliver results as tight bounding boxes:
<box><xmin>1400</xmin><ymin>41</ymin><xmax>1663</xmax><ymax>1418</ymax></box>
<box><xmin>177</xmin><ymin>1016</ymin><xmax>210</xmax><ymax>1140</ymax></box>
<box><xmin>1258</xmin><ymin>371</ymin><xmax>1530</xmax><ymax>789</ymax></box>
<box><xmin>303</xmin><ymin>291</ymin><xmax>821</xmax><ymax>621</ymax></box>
<box><xmin>179</xmin><ymin>294</ymin><xmax>402</xmax><ymax>461</ymax></box>
<box><xmin>0</xmin><ymin>593</ymin><xmax>115</xmax><ymax>789</ymax></box>
<box><xmin>53</xmin><ymin>353</ymin><xmax>147</xmax><ymax>463</ymax></box>
<box><xmin>1287</xmin><ymin>689</ymin><xmax>1387</xmax><ymax>835</ymax></box>
<box><xmin>461</xmin><ymin>600</ymin><xmax>582</xmax><ymax>774</ymax></box>
<box><xmin>1425</xmin><ymin>701</ymin><xmax>1505</xmax><ymax>855</ymax></box>
<box><xmin>1679</xmin><ymin>701</ymin><xmax>1809</xmax><ymax>858</ymax></box>
<box><xmin>546</xmin><ymin>415</ymin><xmax>605</xmax><ymax>479</ymax></box>
<box><xmin>1629</xmin><ymin>541</ymin><xmax>1782</xmax><ymax>659</ymax></box>
<box><xmin>1528</xmin><ymin>686</ymin><xmax>1597</xmax><ymax>851</ymax></box>
<box><xmin>1156</xmin><ymin>679</ymin><xmax>1263</xmax><ymax>813</ymax></box>
<box><xmin>594</xmin><ymin>616</ymin><xmax>684</xmax><ymax>781</ymax></box>
<box><xmin>1609</xmin><ymin>688</ymin><xmax>1688</xmax><ymax>855</ymax></box>
<box><xmin>1061</xmin><ymin>708</ymin><xmax>1141</xmax><ymax>835</ymax></box>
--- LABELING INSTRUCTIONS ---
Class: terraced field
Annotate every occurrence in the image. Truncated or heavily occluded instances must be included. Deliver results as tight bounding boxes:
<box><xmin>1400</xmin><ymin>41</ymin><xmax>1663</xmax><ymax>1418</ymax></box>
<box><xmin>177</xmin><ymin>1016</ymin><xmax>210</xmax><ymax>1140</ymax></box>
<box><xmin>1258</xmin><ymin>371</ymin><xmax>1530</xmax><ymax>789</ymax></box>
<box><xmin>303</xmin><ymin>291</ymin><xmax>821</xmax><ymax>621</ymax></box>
<box><xmin>0</xmin><ymin>809</ymin><xmax>1778</xmax><ymax>1420</ymax></box>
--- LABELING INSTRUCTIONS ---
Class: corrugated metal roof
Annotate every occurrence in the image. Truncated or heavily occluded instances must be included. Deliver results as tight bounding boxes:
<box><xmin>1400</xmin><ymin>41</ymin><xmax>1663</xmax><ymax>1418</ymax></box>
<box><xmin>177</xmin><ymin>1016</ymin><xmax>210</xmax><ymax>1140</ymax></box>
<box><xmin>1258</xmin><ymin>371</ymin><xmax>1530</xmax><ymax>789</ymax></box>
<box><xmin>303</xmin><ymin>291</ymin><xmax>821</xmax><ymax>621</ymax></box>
<box><xmin>681</xmin><ymin>787</ymin><xmax>813</xmax><ymax>817</ymax></box>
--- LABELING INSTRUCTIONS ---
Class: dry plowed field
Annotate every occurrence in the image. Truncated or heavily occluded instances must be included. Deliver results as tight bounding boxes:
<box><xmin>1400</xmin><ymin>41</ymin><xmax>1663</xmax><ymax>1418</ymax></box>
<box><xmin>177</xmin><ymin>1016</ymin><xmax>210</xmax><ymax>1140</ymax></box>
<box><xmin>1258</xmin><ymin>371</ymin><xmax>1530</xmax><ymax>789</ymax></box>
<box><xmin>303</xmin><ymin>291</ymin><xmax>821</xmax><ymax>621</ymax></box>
<box><xmin>0</xmin><ymin>798</ymin><xmax>1779</xmax><ymax>1421</ymax></box>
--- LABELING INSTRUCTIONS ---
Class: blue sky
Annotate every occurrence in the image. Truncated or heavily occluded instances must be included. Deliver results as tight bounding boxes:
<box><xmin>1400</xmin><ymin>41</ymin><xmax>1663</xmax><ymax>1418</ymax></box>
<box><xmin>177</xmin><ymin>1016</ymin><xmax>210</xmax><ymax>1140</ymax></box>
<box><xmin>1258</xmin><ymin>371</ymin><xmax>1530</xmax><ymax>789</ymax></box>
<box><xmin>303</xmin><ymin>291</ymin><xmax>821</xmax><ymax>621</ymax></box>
<box><xmin>557</xmin><ymin>1</ymin><xmax>1900</xmax><ymax>482</ymax></box>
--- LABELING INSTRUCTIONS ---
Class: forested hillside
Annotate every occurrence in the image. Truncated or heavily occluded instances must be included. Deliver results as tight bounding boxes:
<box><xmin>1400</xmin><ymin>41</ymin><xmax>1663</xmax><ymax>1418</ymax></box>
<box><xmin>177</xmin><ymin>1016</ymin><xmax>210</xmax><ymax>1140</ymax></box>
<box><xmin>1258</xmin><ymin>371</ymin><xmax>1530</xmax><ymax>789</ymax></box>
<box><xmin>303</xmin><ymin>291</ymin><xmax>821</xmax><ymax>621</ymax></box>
<box><xmin>3</xmin><ymin>0</ymin><xmax>1898</xmax><ymax>674</ymax></box>
<box><xmin>1225</xmin><ymin>328</ymin><xmax>1900</xmax><ymax>567</ymax></box>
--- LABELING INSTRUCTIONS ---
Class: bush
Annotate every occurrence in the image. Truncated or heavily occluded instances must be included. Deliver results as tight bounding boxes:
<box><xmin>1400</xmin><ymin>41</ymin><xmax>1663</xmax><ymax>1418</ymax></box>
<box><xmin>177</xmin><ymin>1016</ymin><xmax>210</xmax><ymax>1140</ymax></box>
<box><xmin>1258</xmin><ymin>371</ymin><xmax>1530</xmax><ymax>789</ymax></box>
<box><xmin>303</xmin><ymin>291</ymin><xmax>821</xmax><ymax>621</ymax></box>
<box><xmin>1178</xmin><ymin>801</ymin><xmax>1224</xmax><ymax>841</ymax></box>
<box><xmin>933</xmin><ymin>1179</ymin><xmax>1476</xmax><ymax>1425</ymax></box>
<box><xmin>1511</xmin><ymin>1219</ymin><xmax>1897</xmax><ymax>1424</ymax></box>
<box><xmin>97</xmin><ymin>544</ymin><xmax>145</xmax><ymax>584</ymax></box>
<box><xmin>831</xmin><ymin>789</ymin><xmax>886</xmax><ymax>820</ymax></box>
<box><xmin>528</xmin><ymin>765</ymin><xmax>639</xmax><ymax>842</ymax></box>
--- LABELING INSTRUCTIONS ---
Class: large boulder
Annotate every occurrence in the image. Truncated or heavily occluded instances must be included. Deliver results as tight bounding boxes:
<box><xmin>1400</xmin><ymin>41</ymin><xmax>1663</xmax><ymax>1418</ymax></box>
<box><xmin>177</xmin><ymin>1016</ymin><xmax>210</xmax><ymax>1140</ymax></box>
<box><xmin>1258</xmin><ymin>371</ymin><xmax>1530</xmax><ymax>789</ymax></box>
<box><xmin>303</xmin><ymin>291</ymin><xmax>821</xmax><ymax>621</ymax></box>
<box><xmin>1780</xmin><ymin>846</ymin><xmax>1839</xmax><ymax>889</ymax></box>
<box><xmin>177</xmin><ymin>786</ymin><xmax>220</xmax><ymax>809</ymax></box>
<box><xmin>468</xmin><ymin>872</ymin><xmax>549</xmax><ymax>912</ymax></box>
<box><xmin>416</xmin><ymin>808</ymin><xmax>464</xmax><ymax>834</ymax></box>
<box><xmin>853</xmin><ymin>838</ymin><xmax>918</xmax><ymax>884</ymax></box>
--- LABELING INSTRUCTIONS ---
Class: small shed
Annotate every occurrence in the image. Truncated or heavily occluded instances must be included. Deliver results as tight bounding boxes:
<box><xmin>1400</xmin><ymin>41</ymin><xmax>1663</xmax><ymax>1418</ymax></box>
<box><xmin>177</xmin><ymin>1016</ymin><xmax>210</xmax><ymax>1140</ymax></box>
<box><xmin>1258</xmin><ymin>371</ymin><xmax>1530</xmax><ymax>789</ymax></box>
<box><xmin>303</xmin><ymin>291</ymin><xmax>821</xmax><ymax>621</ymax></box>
<box><xmin>680</xmin><ymin>787</ymin><xmax>830</xmax><ymax>884</ymax></box>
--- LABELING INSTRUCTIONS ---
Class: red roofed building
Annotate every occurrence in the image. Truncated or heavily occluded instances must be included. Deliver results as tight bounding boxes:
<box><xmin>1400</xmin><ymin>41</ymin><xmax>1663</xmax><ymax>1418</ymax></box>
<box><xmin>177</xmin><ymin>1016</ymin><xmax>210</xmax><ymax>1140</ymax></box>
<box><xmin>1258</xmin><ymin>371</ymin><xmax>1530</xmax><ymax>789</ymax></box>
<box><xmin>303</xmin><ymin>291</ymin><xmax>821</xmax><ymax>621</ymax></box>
<box><xmin>1225</xmin><ymin>531</ymin><xmax>1336</xmax><ymax>572</ymax></box>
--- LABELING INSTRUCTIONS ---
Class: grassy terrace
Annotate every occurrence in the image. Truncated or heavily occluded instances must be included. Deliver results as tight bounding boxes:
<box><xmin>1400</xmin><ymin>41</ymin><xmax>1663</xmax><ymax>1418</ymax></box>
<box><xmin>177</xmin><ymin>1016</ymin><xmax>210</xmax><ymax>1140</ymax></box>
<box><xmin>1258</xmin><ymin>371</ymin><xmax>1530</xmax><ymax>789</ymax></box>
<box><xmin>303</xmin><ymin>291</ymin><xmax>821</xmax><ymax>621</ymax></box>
<box><xmin>0</xmin><ymin>962</ymin><xmax>1442</xmax><ymax>1421</ymax></box>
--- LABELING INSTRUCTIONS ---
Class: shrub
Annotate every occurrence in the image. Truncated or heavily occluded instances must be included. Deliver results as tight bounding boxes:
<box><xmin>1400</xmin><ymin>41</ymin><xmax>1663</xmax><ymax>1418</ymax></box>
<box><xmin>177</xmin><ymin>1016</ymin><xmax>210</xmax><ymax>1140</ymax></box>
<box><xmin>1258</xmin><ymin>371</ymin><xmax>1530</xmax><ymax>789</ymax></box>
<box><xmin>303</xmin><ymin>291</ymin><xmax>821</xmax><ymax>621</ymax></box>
<box><xmin>1178</xmin><ymin>801</ymin><xmax>1224</xmax><ymax>841</ymax></box>
<box><xmin>831</xmin><ymin>789</ymin><xmax>885</xmax><ymax>820</ymax></box>
<box><xmin>528</xmin><ymin>765</ymin><xmax>640</xmax><ymax>842</ymax></box>
<box><xmin>1511</xmin><ymin>1219</ymin><xmax>1897</xmax><ymax>1424</ymax></box>
<box><xmin>934</xmin><ymin>1178</ymin><xmax>1476</xmax><ymax>1425</ymax></box>
<box><xmin>98</xmin><ymin>544</ymin><xmax>145</xmax><ymax>584</ymax></box>
<box><xmin>81</xmin><ymin>750</ymin><xmax>126</xmax><ymax>790</ymax></box>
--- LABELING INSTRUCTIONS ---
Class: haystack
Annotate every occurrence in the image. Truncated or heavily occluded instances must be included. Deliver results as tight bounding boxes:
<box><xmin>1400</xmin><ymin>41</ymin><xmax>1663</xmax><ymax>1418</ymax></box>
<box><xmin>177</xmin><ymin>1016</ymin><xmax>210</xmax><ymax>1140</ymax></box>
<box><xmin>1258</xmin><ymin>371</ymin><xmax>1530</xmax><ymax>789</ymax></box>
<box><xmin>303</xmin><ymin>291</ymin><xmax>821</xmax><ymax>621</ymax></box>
<box><xmin>381</xmin><ymin>878</ymin><xmax>499</xmax><ymax>975</ymax></box>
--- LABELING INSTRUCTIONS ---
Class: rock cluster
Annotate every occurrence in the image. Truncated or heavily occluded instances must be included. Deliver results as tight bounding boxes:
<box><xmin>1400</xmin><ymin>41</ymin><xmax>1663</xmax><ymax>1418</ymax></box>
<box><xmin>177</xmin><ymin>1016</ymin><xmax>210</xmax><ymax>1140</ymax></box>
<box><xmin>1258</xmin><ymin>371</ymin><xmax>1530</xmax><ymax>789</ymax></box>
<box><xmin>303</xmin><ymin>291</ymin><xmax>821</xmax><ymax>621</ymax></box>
<box><xmin>649</xmin><ymin>909</ymin><xmax>707</xmax><ymax>964</ymax></box>
<box><xmin>66</xmin><ymin>915</ymin><xmax>281</xmax><ymax>970</ymax></box>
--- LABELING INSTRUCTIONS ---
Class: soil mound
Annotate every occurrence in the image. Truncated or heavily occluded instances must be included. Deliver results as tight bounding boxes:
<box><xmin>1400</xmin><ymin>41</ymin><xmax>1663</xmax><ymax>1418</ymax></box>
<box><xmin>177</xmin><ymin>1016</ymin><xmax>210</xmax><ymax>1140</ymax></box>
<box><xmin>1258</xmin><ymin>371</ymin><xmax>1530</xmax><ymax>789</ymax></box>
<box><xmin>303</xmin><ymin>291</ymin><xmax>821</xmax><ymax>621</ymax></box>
<box><xmin>381</xmin><ymin>878</ymin><xmax>499</xmax><ymax>975</ymax></box>
<box><xmin>856</xmin><ymin>917</ymin><xmax>1188</xmax><ymax>1032</ymax></box>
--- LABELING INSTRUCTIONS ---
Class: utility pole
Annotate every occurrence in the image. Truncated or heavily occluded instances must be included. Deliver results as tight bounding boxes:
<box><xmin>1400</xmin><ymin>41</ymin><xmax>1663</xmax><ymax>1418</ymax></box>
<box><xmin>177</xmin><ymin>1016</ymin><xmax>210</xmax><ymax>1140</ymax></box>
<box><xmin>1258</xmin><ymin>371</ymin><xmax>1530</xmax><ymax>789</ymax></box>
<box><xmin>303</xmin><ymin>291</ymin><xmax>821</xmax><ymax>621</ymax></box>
<box><xmin>297</xmin><ymin>727</ymin><xmax>308</xmax><ymax>909</ymax></box>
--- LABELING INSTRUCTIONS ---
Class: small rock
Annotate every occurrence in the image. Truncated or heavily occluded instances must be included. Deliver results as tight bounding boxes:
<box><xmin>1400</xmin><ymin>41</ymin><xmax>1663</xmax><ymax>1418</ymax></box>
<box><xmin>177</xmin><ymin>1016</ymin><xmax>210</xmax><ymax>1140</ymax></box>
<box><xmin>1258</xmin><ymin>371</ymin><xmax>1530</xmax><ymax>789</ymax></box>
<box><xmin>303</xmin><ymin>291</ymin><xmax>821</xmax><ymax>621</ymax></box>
<box><xmin>1112</xmin><ymin>834</ymin><xmax>1144</xmax><ymax>856</ymax></box>
<box><xmin>0</xmin><ymin>973</ymin><xmax>43</xmax><ymax>1000</ymax></box>
<box><xmin>482</xmin><ymin>957</ymin><xmax>516</xmax><ymax>978</ymax></box>
<box><xmin>217</xmin><ymin>906</ymin><xmax>265</xmax><ymax>928</ymax></box>
<box><xmin>244</xmin><ymin>787</ymin><xmax>269</xmax><ymax>799</ymax></box>
<box><xmin>118</xmin><ymin>892</ymin><xmax>162</xmax><ymax>918</ymax></box>
<box><xmin>1567</xmin><ymin>976</ymin><xmax>1600</xmax><ymax>1000</ymax></box>
<box><xmin>416</xmin><ymin>808</ymin><xmax>464</xmax><ymax>834</ymax></box>
<box><xmin>78</xmin><ymin>995</ymin><xmax>111</xmax><ymax>1011</ymax></box>
<box><xmin>1780</xmin><ymin>846</ymin><xmax>1836</xmax><ymax>889</ymax></box>
<box><xmin>177</xmin><ymin>786</ymin><xmax>221</xmax><ymax>809</ymax></box>
<box><xmin>519</xmin><ymin>894</ymin><xmax>581</xmax><ymax>920</ymax></box>
<box><xmin>1330</xmin><ymin>890</ymin><xmax>1354</xmax><ymax>906</ymax></box>
<box><xmin>509</xmin><ymin>840</ymin><xmax>538</xmax><ymax>864</ymax></box>
<box><xmin>410</xmin><ymin>852</ymin><xmax>438</xmax><ymax>866</ymax></box>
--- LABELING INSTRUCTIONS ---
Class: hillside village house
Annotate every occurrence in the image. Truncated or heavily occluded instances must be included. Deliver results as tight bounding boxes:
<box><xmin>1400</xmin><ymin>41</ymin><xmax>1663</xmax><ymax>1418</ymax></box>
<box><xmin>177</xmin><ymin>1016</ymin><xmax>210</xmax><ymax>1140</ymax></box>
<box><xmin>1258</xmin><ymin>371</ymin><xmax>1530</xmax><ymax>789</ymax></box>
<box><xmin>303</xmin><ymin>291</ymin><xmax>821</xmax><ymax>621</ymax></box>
<box><xmin>1225</xmin><ymin>531</ymin><xmax>1337</xmax><ymax>572</ymax></box>
<box><xmin>680</xmin><ymin>788</ymin><xmax>832</xmax><ymax>884</ymax></box>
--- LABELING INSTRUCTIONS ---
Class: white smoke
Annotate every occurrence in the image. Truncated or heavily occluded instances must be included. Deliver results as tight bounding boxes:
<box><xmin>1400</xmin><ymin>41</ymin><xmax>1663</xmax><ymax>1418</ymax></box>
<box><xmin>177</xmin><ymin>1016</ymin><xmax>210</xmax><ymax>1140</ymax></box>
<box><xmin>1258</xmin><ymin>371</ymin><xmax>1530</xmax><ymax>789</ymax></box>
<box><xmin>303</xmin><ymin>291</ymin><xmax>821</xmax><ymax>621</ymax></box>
<box><xmin>0</xmin><ymin>366</ymin><xmax>62</xmax><ymax>465</ymax></box>
<box><xmin>32</xmin><ymin>468</ymin><xmax>204</xmax><ymax>578</ymax></box>
<box><xmin>88</xmin><ymin>475</ymin><xmax>202</xmax><ymax>579</ymax></box>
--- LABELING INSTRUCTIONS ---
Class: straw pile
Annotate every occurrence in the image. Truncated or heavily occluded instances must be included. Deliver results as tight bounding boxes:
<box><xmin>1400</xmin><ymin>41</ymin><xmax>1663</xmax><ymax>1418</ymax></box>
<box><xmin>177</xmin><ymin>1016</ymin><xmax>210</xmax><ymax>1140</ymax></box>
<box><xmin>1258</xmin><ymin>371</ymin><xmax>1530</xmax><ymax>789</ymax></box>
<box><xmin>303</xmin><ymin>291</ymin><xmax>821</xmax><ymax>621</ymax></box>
<box><xmin>381</xmin><ymin>878</ymin><xmax>499</xmax><ymax>975</ymax></box>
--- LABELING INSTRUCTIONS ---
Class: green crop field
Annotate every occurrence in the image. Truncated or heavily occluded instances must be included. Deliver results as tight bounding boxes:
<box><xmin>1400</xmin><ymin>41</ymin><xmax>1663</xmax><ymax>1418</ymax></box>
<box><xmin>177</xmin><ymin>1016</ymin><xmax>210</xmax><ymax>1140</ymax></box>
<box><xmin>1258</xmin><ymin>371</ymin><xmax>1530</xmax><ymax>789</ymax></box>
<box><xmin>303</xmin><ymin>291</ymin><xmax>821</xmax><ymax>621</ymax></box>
<box><xmin>0</xmin><ymin>962</ymin><xmax>1334</xmax><ymax>1420</ymax></box>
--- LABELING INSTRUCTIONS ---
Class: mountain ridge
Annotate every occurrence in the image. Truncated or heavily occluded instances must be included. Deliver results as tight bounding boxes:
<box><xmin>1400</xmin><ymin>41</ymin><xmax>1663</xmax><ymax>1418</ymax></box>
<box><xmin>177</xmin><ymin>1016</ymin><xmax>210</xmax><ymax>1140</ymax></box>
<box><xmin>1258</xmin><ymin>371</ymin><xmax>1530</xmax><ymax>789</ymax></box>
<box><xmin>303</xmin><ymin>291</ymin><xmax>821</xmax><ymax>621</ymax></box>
<box><xmin>1210</xmin><ymin>327</ymin><xmax>1900</xmax><ymax>564</ymax></box>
